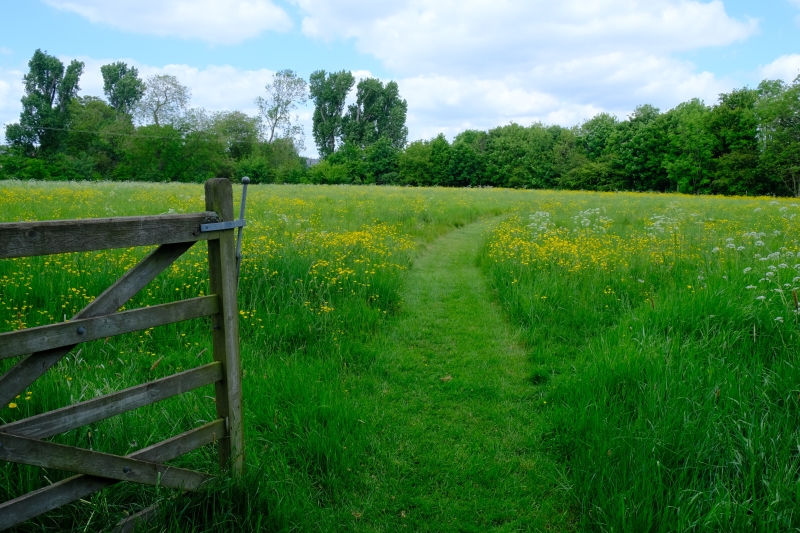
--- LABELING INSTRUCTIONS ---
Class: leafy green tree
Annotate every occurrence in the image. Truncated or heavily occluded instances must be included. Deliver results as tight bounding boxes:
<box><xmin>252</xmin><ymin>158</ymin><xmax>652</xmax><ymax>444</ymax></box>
<box><xmin>559</xmin><ymin>160</ymin><xmax>617</xmax><ymax>190</ymax></box>
<box><xmin>237</xmin><ymin>138</ymin><xmax>307</xmax><ymax>184</ymax></box>
<box><xmin>661</xmin><ymin>99</ymin><xmax>715</xmax><ymax>193</ymax></box>
<box><xmin>757</xmin><ymin>77</ymin><xmax>800</xmax><ymax>197</ymax></box>
<box><xmin>309</xmin><ymin>70</ymin><xmax>354</xmax><ymax>157</ymax></box>
<box><xmin>100</xmin><ymin>62</ymin><xmax>145</xmax><ymax>115</ymax></box>
<box><xmin>363</xmin><ymin>137</ymin><xmax>400</xmax><ymax>184</ymax></box>
<box><xmin>117</xmin><ymin>124</ymin><xmax>185</xmax><ymax>181</ymax></box>
<box><xmin>429</xmin><ymin>134</ymin><xmax>452</xmax><ymax>186</ymax></box>
<box><xmin>707</xmin><ymin>87</ymin><xmax>760</xmax><ymax>195</ymax></box>
<box><xmin>65</xmin><ymin>96</ymin><xmax>133</xmax><ymax>179</ymax></box>
<box><xmin>255</xmin><ymin>69</ymin><xmax>307</xmax><ymax>150</ymax></box>
<box><xmin>483</xmin><ymin>123</ymin><xmax>558</xmax><ymax>188</ymax></box>
<box><xmin>449</xmin><ymin>130</ymin><xmax>487</xmax><ymax>187</ymax></box>
<box><xmin>135</xmin><ymin>74</ymin><xmax>190</xmax><ymax>127</ymax></box>
<box><xmin>578</xmin><ymin>113</ymin><xmax>619</xmax><ymax>160</ymax></box>
<box><xmin>325</xmin><ymin>141</ymin><xmax>367</xmax><ymax>183</ymax></box>
<box><xmin>5</xmin><ymin>49</ymin><xmax>84</xmax><ymax>156</ymax></box>
<box><xmin>398</xmin><ymin>139</ymin><xmax>433</xmax><ymax>186</ymax></box>
<box><xmin>211</xmin><ymin>111</ymin><xmax>260</xmax><ymax>161</ymax></box>
<box><xmin>306</xmin><ymin>159</ymin><xmax>350</xmax><ymax>184</ymax></box>
<box><xmin>551</xmin><ymin>126</ymin><xmax>588</xmax><ymax>181</ymax></box>
<box><xmin>343</xmin><ymin>78</ymin><xmax>408</xmax><ymax>149</ymax></box>
<box><xmin>607</xmin><ymin>104</ymin><xmax>669</xmax><ymax>191</ymax></box>
<box><xmin>117</xmin><ymin>121</ymin><xmax>231</xmax><ymax>183</ymax></box>
<box><xmin>66</xmin><ymin>96</ymin><xmax>117</xmax><ymax>155</ymax></box>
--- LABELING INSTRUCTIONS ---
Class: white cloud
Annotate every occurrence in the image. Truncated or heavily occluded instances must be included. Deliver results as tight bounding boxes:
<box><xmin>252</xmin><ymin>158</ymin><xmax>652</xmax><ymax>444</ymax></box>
<box><xmin>0</xmin><ymin>47</ymin><xmax>13</xmax><ymax>56</ymax></box>
<box><xmin>44</xmin><ymin>0</ymin><xmax>292</xmax><ymax>44</ymax></box>
<box><xmin>400</xmin><ymin>74</ymin><xmax>601</xmax><ymax>141</ymax></box>
<box><xmin>291</xmin><ymin>0</ymin><xmax>754</xmax><ymax>142</ymax></box>
<box><xmin>0</xmin><ymin>67</ymin><xmax>25</xmax><ymax>135</ymax></box>
<box><xmin>397</xmin><ymin>55</ymin><xmax>730</xmax><ymax>142</ymax></box>
<box><xmin>75</xmin><ymin>57</ymin><xmax>276</xmax><ymax>116</ymax></box>
<box><xmin>295</xmin><ymin>0</ymin><xmax>756</xmax><ymax>76</ymax></box>
<box><xmin>3</xmin><ymin>1</ymin><xmax>765</xmax><ymax>153</ymax></box>
<box><xmin>759</xmin><ymin>54</ymin><xmax>800</xmax><ymax>83</ymax></box>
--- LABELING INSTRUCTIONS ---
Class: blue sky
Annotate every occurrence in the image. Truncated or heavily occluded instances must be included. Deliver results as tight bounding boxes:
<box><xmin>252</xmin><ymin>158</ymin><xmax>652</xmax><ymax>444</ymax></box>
<box><xmin>678</xmin><ymin>0</ymin><xmax>798</xmax><ymax>79</ymax></box>
<box><xmin>1</xmin><ymin>0</ymin><xmax>799</xmax><ymax>156</ymax></box>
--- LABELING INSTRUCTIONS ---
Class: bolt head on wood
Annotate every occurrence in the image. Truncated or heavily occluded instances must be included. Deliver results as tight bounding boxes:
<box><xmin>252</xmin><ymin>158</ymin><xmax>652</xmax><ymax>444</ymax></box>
<box><xmin>77</xmin><ymin>327</ymin><xmax>86</xmax><ymax>335</ymax></box>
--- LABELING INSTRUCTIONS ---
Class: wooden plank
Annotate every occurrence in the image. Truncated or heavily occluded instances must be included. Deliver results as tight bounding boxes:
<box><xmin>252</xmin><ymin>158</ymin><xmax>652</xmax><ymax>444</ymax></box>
<box><xmin>0</xmin><ymin>363</ymin><xmax>222</xmax><ymax>439</ymax></box>
<box><xmin>0</xmin><ymin>212</ymin><xmax>220</xmax><ymax>259</ymax></box>
<box><xmin>0</xmin><ymin>295</ymin><xmax>219</xmax><ymax>360</ymax></box>
<box><xmin>0</xmin><ymin>242</ymin><xmax>194</xmax><ymax>407</ymax></box>
<box><xmin>0</xmin><ymin>419</ymin><xmax>225</xmax><ymax>531</ymax></box>
<box><xmin>0</xmin><ymin>434</ymin><xmax>210</xmax><ymax>491</ymax></box>
<box><xmin>114</xmin><ymin>504</ymin><xmax>160</xmax><ymax>533</ymax></box>
<box><xmin>205</xmin><ymin>178</ymin><xmax>245</xmax><ymax>478</ymax></box>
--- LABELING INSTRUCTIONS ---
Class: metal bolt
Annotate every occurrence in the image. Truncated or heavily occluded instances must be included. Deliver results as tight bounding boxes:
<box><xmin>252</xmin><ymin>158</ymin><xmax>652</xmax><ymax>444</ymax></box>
<box><xmin>77</xmin><ymin>327</ymin><xmax>86</xmax><ymax>335</ymax></box>
<box><xmin>123</xmin><ymin>466</ymin><xmax>131</xmax><ymax>473</ymax></box>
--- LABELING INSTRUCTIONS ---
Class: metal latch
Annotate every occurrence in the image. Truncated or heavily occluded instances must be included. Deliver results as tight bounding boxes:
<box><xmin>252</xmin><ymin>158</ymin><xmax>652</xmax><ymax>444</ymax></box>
<box><xmin>200</xmin><ymin>219</ymin><xmax>246</xmax><ymax>232</ymax></box>
<box><xmin>200</xmin><ymin>177</ymin><xmax>250</xmax><ymax>284</ymax></box>
<box><xmin>235</xmin><ymin>177</ymin><xmax>249</xmax><ymax>282</ymax></box>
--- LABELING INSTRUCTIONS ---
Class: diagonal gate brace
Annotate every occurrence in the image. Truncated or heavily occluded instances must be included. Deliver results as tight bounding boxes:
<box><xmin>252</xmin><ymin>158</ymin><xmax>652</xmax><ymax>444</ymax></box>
<box><xmin>0</xmin><ymin>433</ymin><xmax>210</xmax><ymax>491</ymax></box>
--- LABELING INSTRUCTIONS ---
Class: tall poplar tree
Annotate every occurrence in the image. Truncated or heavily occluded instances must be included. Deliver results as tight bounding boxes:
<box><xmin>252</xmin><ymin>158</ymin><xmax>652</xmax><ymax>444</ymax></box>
<box><xmin>4</xmin><ymin>49</ymin><xmax>84</xmax><ymax>155</ymax></box>
<box><xmin>100</xmin><ymin>62</ymin><xmax>145</xmax><ymax>116</ymax></box>
<box><xmin>309</xmin><ymin>70</ymin><xmax>354</xmax><ymax>157</ymax></box>
<box><xmin>342</xmin><ymin>78</ymin><xmax>408</xmax><ymax>149</ymax></box>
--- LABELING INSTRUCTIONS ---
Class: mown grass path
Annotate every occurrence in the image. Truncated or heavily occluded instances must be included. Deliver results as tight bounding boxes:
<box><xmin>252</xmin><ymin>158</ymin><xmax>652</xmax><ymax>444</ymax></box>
<box><xmin>347</xmin><ymin>219</ymin><xmax>569</xmax><ymax>532</ymax></box>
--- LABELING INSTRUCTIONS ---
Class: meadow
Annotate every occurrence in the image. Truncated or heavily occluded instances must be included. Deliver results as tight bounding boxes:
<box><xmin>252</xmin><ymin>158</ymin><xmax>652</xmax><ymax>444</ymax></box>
<box><xmin>0</xmin><ymin>181</ymin><xmax>798</xmax><ymax>532</ymax></box>
<box><xmin>481</xmin><ymin>192</ymin><xmax>800</xmax><ymax>530</ymax></box>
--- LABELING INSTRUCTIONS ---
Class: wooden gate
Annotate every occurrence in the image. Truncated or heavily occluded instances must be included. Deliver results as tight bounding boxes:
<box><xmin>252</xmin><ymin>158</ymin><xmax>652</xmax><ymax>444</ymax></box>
<box><xmin>0</xmin><ymin>178</ymin><xmax>246</xmax><ymax>530</ymax></box>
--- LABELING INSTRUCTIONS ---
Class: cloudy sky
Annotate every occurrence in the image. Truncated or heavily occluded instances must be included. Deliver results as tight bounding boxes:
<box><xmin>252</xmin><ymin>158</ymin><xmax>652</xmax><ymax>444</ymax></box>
<box><xmin>1</xmin><ymin>0</ymin><xmax>799</xmax><ymax>156</ymax></box>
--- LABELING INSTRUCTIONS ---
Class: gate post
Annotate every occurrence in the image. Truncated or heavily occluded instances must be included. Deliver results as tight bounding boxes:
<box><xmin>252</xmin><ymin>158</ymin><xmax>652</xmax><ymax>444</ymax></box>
<box><xmin>205</xmin><ymin>178</ymin><xmax>245</xmax><ymax>478</ymax></box>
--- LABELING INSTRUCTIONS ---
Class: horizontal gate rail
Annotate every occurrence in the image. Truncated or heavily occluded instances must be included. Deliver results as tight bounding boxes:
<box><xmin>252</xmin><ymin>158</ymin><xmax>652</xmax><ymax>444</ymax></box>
<box><xmin>0</xmin><ymin>241</ymin><xmax>195</xmax><ymax>408</ymax></box>
<box><xmin>0</xmin><ymin>178</ymin><xmax>247</xmax><ymax>531</ymax></box>
<box><xmin>0</xmin><ymin>295</ymin><xmax>219</xmax><ymax>360</ymax></box>
<box><xmin>0</xmin><ymin>419</ymin><xmax>225</xmax><ymax>530</ymax></box>
<box><xmin>0</xmin><ymin>211</ymin><xmax>222</xmax><ymax>259</ymax></box>
<box><xmin>0</xmin><ymin>362</ymin><xmax>223</xmax><ymax>439</ymax></box>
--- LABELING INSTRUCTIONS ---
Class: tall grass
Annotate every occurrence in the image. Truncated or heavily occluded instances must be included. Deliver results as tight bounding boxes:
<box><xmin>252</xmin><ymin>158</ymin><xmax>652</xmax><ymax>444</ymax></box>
<box><xmin>481</xmin><ymin>192</ymin><xmax>800</xmax><ymax>531</ymax></box>
<box><xmin>4</xmin><ymin>182</ymin><xmax>799</xmax><ymax>530</ymax></box>
<box><xmin>0</xmin><ymin>181</ymin><xmax>519</xmax><ymax>531</ymax></box>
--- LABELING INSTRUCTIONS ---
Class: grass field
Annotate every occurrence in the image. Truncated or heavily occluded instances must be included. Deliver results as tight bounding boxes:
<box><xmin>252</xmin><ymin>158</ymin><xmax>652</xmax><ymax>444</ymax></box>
<box><xmin>1</xmin><ymin>181</ymin><xmax>798</xmax><ymax>532</ymax></box>
<box><xmin>481</xmin><ymin>192</ymin><xmax>800</xmax><ymax>531</ymax></box>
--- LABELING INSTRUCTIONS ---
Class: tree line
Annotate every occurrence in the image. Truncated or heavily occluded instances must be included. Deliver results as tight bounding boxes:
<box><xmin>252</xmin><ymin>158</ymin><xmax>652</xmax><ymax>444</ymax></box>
<box><xmin>2</xmin><ymin>49</ymin><xmax>799</xmax><ymax>196</ymax></box>
<box><xmin>310</xmin><ymin>78</ymin><xmax>800</xmax><ymax>197</ymax></box>
<box><xmin>0</xmin><ymin>49</ymin><xmax>310</xmax><ymax>183</ymax></box>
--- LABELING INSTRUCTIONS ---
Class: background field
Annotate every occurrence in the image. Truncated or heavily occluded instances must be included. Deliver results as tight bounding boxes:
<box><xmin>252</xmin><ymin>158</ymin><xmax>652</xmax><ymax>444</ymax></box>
<box><xmin>1</xmin><ymin>182</ymin><xmax>799</xmax><ymax>531</ymax></box>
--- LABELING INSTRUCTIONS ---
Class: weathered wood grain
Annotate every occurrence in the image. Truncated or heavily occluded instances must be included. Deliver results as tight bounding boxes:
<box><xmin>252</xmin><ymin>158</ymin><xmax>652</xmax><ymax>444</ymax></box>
<box><xmin>114</xmin><ymin>504</ymin><xmax>160</xmax><ymax>533</ymax></box>
<box><xmin>0</xmin><ymin>433</ymin><xmax>210</xmax><ymax>491</ymax></box>
<box><xmin>0</xmin><ymin>241</ymin><xmax>194</xmax><ymax>407</ymax></box>
<box><xmin>0</xmin><ymin>362</ymin><xmax>222</xmax><ymax>439</ymax></box>
<box><xmin>0</xmin><ymin>212</ymin><xmax>220</xmax><ymax>259</ymax></box>
<box><xmin>205</xmin><ymin>178</ymin><xmax>245</xmax><ymax>478</ymax></box>
<box><xmin>0</xmin><ymin>419</ymin><xmax>225</xmax><ymax>531</ymax></box>
<box><xmin>0</xmin><ymin>295</ymin><xmax>219</xmax><ymax>360</ymax></box>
